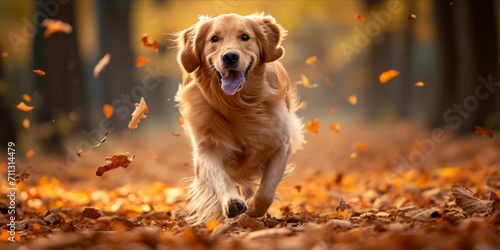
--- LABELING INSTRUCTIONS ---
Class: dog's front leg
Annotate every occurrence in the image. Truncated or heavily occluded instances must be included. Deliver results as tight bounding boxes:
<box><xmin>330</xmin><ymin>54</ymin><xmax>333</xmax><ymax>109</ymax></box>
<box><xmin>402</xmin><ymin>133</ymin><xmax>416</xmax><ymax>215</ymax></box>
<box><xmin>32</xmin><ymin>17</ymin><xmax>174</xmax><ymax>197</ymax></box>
<box><xmin>187</xmin><ymin>147</ymin><xmax>247</xmax><ymax>224</ymax></box>
<box><xmin>246</xmin><ymin>146</ymin><xmax>290</xmax><ymax>217</ymax></box>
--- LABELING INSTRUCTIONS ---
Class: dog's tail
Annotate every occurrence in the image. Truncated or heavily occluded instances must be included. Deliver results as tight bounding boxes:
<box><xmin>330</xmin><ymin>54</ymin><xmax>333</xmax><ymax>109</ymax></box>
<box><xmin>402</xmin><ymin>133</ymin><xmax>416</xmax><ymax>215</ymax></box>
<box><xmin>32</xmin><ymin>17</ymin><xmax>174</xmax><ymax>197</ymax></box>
<box><xmin>287</xmin><ymin>79</ymin><xmax>306</xmax><ymax>154</ymax></box>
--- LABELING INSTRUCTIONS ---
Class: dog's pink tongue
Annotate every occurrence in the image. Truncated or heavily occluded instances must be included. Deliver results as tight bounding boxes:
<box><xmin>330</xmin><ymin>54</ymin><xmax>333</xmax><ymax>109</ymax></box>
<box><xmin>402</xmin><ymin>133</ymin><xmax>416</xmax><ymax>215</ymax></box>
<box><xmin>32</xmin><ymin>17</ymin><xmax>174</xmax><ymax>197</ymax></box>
<box><xmin>221</xmin><ymin>70</ymin><xmax>245</xmax><ymax>95</ymax></box>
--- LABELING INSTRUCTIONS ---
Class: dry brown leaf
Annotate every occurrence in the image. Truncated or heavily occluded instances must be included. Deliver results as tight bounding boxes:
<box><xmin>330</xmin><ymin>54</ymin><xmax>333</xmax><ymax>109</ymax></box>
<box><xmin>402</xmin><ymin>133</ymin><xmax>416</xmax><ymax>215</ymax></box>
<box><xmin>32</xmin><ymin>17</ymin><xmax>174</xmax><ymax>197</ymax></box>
<box><xmin>297</xmin><ymin>101</ymin><xmax>307</xmax><ymax>110</ymax></box>
<box><xmin>42</xmin><ymin>19</ymin><xmax>72</xmax><ymax>38</ymax></box>
<box><xmin>26</xmin><ymin>150</ymin><xmax>35</xmax><ymax>159</ymax></box>
<box><xmin>451</xmin><ymin>184</ymin><xmax>494</xmax><ymax>215</ymax></box>
<box><xmin>16</xmin><ymin>102</ymin><xmax>34</xmax><ymax>111</ymax></box>
<box><xmin>82</xmin><ymin>208</ymin><xmax>102</xmax><ymax>219</ymax></box>
<box><xmin>102</xmin><ymin>104</ymin><xmax>114</xmax><ymax>119</ymax></box>
<box><xmin>348</xmin><ymin>95</ymin><xmax>357</xmax><ymax>105</ymax></box>
<box><xmin>353</xmin><ymin>142</ymin><xmax>368</xmax><ymax>151</ymax></box>
<box><xmin>136</xmin><ymin>56</ymin><xmax>151</xmax><ymax>68</ymax></box>
<box><xmin>14</xmin><ymin>167</ymin><xmax>31</xmax><ymax>184</ymax></box>
<box><xmin>405</xmin><ymin>208</ymin><xmax>440</xmax><ymax>220</ymax></box>
<box><xmin>328</xmin><ymin>122</ymin><xmax>341</xmax><ymax>133</ymax></box>
<box><xmin>141</xmin><ymin>34</ymin><xmax>160</xmax><ymax>52</ymax></box>
<box><xmin>240</xmin><ymin>217</ymin><xmax>265</xmax><ymax>230</ymax></box>
<box><xmin>172</xmin><ymin>132</ymin><xmax>181</xmax><ymax>137</ymax></box>
<box><xmin>305</xmin><ymin>56</ymin><xmax>318</xmax><ymax>65</ymax></box>
<box><xmin>475</xmin><ymin>126</ymin><xmax>493</xmax><ymax>138</ymax></box>
<box><xmin>22</xmin><ymin>119</ymin><xmax>30</xmax><ymax>129</ymax></box>
<box><xmin>355</xmin><ymin>13</ymin><xmax>365</xmax><ymax>22</ymax></box>
<box><xmin>92</xmin><ymin>130</ymin><xmax>110</xmax><ymax>148</ymax></box>
<box><xmin>33</xmin><ymin>69</ymin><xmax>46</xmax><ymax>76</ymax></box>
<box><xmin>306</xmin><ymin>118</ymin><xmax>320</xmax><ymax>134</ymax></box>
<box><xmin>415</xmin><ymin>81</ymin><xmax>425</xmax><ymax>87</ymax></box>
<box><xmin>128</xmin><ymin>97</ymin><xmax>149</xmax><ymax>132</ymax></box>
<box><xmin>22</xmin><ymin>94</ymin><xmax>32</xmax><ymax>102</ymax></box>
<box><xmin>96</xmin><ymin>152</ymin><xmax>135</xmax><ymax>176</ymax></box>
<box><xmin>93</xmin><ymin>53</ymin><xmax>111</xmax><ymax>78</ymax></box>
<box><xmin>294</xmin><ymin>185</ymin><xmax>302</xmax><ymax>193</ymax></box>
<box><xmin>76</xmin><ymin>149</ymin><xmax>83</xmax><ymax>158</ymax></box>
<box><xmin>408</xmin><ymin>13</ymin><xmax>417</xmax><ymax>20</ymax></box>
<box><xmin>336</xmin><ymin>198</ymin><xmax>350</xmax><ymax>211</ymax></box>
<box><xmin>379</xmin><ymin>69</ymin><xmax>399</xmax><ymax>84</ymax></box>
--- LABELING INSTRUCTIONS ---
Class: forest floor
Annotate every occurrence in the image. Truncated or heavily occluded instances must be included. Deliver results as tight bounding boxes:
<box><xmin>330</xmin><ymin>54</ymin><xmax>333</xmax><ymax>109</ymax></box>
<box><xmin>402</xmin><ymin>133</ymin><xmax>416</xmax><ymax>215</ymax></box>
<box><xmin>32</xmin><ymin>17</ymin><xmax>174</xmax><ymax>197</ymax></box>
<box><xmin>1</xmin><ymin>123</ymin><xmax>499</xmax><ymax>250</ymax></box>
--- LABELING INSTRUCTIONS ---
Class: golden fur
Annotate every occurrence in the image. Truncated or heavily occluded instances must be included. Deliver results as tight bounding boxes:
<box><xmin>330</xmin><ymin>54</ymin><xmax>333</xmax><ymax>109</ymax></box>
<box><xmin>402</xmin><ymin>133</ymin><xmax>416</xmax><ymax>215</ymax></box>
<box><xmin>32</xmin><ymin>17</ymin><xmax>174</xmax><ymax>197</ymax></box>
<box><xmin>175</xmin><ymin>13</ymin><xmax>305</xmax><ymax>225</ymax></box>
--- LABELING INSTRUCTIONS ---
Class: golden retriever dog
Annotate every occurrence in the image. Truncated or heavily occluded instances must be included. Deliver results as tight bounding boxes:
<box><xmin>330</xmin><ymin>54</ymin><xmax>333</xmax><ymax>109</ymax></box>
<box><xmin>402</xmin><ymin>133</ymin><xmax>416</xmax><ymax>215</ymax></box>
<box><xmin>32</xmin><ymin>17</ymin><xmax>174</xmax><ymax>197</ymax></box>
<box><xmin>175</xmin><ymin>13</ymin><xmax>305</xmax><ymax>225</ymax></box>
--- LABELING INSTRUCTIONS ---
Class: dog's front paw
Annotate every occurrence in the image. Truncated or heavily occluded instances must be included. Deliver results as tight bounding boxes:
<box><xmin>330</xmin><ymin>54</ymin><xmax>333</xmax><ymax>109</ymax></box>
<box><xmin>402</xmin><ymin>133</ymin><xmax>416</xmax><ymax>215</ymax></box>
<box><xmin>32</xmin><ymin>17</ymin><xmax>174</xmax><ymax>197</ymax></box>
<box><xmin>246</xmin><ymin>196</ymin><xmax>273</xmax><ymax>218</ymax></box>
<box><xmin>225</xmin><ymin>198</ymin><xmax>247</xmax><ymax>218</ymax></box>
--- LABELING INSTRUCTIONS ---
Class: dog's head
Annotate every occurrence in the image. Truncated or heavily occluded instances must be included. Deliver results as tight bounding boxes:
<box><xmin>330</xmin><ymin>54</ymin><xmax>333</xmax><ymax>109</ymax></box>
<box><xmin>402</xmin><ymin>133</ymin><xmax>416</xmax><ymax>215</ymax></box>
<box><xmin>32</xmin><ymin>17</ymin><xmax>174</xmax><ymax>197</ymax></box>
<box><xmin>177</xmin><ymin>13</ymin><xmax>286</xmax><ymax>95</ymax></box>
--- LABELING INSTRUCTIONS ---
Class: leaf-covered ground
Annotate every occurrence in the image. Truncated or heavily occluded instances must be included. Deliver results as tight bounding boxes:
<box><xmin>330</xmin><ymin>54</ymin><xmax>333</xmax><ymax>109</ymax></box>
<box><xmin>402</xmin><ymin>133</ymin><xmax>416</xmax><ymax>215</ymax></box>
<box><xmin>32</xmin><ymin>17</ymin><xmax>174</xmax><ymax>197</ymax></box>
<box><xmin>1</xmin><ymin>124</ymin><xmax>499</xmax><ymax>249</ymax></box>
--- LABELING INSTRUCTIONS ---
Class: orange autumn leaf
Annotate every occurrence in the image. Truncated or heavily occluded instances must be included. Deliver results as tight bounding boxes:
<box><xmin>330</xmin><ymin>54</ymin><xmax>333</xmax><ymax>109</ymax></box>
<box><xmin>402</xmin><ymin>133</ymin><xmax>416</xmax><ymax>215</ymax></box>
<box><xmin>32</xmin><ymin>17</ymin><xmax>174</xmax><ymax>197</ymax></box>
<box><xmin>305</xmin><ymin>56</ymin><xmax>318</xmax><ymax>65</ymax></box>
<box><xmin>306</xmin><ymin>118</ymin><xmax>320</xmax><ymax>134</ymax></box>
<box><xmin>328</xmin><ymin>122</ymin><xmax>342</xmax><ymax>133</ymax></box>
<box><xmin>379</xmin><ymin>69</ymin><xmax>400</xmax><ymax>84</ymax></box>
<box><xmin>297</xmin><ymin>74</ymin><xmax>317</xmax><ymax>89</ymax></box>
<box><xmin>297</xmin><ymin>101</ymin><xmax>308</xmax><ymax>110</ymax></box>
<box><xmin>128</xmin><ymin>97</ymin><xmax>148</xmax><ymax>132</ymax></box>
<box><xmin>178</xmin><ymin>116</ymin><xmax>185</xmax><ymax>125</ymax></box>
<box><xmin>355</xmin><ymin>14</ymin><xmax>365</xmax><ymax>22</ymax></box>
<box><xmin>136</xmin><ymin>56</ymin><xmax>151</xmax><ymax>68</ymax></box>
<box><xmin>16</xmin><ymin>102</ymin><xmax>34</xmax><ymax>111</ymax></box>
<box><xmin>348</xmin><ymin>95</ymin><xmax>358</xmax><ymax>105</ymax></box>
<box><xmin>42</xmin><ymin>19</ymin><xmax>72</xmax><ymax>38</ymax></box>
<box><xmin>141</xmin><ymin>34</ymin><xmax>160</xmax><ymax>52</ymax></box>
<box><xmin>206</xmin><ymin>219</ymin><xmax>220</xmax><ymax>232</ymax></box>
<box><xmin>94</xmin><ymin>53</ymin><xmax>111</xmax><ymax>78</ymax></box>
<box><xmin>22</xmin><ymin>94</ymin><xmax>31</xmax><ymax>102</ymax></box>
<box><xmin>415</xmin><ymin>81</ymin><xmax>425</xmax><ymax>87</ymax></box>
<box><xmin>26</xmin><ymin>150</ymin><xmax>35</xmax><ymax>159</ymax></box>
<box><xmin>475</xmin><ymin>126</ymin><xmax>493</xmax><ymax>138</ymax></box>
<box><xmin>33</xmin><ymin>69</ymin><xmax>46</xmax><ymax>76</ymax></box>
<box><xmin>350</xmin><ymin>152</ymin><xmax>358</xmax><ymax>159</ymax></box>
<box><xmin>102</xmin><ymin>104</ymin><xmax>114</xmax><ymax>119</ymax></box>
<box><xmin>22</xmin><ymin>119</ymin><xmax>30</xmax><ymax>129</ymax></box>
<box><xmin>353</xmin><ymin>142</ymin><xmax>368</xmax><ymax>151</ymax></box>
<box><xmin>92</xmin><ymin>130</ymin><xmax>110</xmax><ymax>148</ymax></box>
<box><xmin>96</xmin><ymin>152</ymin><xmax>135</xmax><ymax>176</ymax></box>
<box><xmin>82</xmin><ymin>208</ymin><xmax>102</xmax><ymax>219</ymax></box>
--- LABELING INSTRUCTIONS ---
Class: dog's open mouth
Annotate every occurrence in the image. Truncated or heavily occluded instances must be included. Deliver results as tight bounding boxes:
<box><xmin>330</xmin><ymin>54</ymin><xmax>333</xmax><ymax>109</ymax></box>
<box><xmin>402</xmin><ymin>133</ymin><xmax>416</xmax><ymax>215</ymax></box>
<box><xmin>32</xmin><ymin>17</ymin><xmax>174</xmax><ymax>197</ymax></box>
<box><xmin>214</xmin><ymin>62</ymin><xmax>253</xmax><ymax>95</ymax></box>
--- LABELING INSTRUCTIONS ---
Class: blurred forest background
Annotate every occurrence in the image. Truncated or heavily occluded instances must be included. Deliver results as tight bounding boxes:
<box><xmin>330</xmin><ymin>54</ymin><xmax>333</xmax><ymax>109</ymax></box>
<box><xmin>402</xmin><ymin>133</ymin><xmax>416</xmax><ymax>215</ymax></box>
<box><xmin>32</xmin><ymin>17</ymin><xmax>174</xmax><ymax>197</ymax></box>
<box><xmin>0</xmin><ymin>0</ymin><xmax>499</xmax><ymax>162</ymax></box>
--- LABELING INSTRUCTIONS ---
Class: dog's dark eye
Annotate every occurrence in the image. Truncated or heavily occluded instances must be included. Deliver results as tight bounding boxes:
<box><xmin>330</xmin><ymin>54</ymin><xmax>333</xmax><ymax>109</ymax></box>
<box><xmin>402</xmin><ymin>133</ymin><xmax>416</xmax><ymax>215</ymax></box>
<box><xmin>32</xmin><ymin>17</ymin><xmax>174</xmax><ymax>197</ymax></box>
<box><xmin>210</xmin><ymin>35</ymin><xmax>219</xmax><ymax>43</ymax></box>
<box><xmin>241</xmin><ymin>34</ymin><xmax>250</xmax><ymax>41</ymax></box>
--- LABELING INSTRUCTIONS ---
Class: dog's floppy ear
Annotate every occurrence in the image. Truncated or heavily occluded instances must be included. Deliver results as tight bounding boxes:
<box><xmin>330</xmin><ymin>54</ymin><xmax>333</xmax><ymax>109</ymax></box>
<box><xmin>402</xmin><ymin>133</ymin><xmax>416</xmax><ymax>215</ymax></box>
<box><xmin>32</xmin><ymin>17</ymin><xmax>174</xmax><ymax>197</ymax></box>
<box><xmin>177</xmin><ymin>17</ymin><xmax>211</xmax><ymax>73</ymax></box>
<box><xmin>250</xmin><ymin>14</ymin><xmax>287</xmax><ymax>63</ymax></box>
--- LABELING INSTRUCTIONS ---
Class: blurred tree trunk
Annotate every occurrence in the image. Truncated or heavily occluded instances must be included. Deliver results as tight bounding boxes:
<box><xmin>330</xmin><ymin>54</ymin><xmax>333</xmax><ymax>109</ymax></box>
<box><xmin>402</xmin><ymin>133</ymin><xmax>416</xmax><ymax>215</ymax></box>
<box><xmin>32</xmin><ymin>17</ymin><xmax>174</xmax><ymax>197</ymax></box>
<box><xmin>33</xmin><ymin>0</ymin><xmax>85</xmax><ymax>154</ymax></box>
<box><xmin>0</xmin><ymin>46</ymin><xmax>17</xmax><ymax>147</ymax></box>
<box><xmin>432</xmin><ymin>0</ymin><xmax>499</xmax><ymax>133</ymax></box>
<box><xmin>97</xmin><ymin>0</ymin><xmax>134</xmax><ymax>130</ymax></box>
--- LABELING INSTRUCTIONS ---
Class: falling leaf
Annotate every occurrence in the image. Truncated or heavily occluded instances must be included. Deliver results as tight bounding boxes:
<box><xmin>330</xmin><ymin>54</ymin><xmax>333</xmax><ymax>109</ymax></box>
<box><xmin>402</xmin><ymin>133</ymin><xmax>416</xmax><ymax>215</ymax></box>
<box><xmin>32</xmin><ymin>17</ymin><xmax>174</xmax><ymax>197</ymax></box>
<box><xmin>22</xmin><ymin>94</ymin><xmax>32</xmax><ymax>102</ymax></box>
<box><xmin>328</xmin><ymin>122</ymin><xmax>341</xmax><ymax>133</ymax></box>
<box><xmin>206</xmin><ymin>219</ymin><xmax>220</xmax><ymax>232</ymax></box>
<box><xmin>128</xmin><ymin>97</ymin><xmax>149</xmax><ymax>132</ymax></box>
<box><xmin>294</xmin><ymin>185</ymin><xmax>302</xmax><ymax>193</ymax></box>
<box><xmin>306</xmin><ymin>118</ymin><xmax>320</xmax><ymax>134</ymax></box>
<box><xmin>348</xmin><ymin>95</ymin><xmax>357</xmax><ymax>105</ymax></box>
<box><xmin>415</xmin><ymin>81</ymin><xmax>425</xmax><ymax>87</ymax></box>
<box><xmin>353</xmin><ymin>142</ymin><xmax>368</xmax><ymax>151</ymax></box>
<box><xmin>16</xmin><ymin>102</ymin><xmax>34</xmax><ymax>111</ymax></box>
<box><xmin>350</xmin><ymin>152</ymin><xmax>358</xmax><ymax>159</ymax></box>
<box><xmin>22</xmin><ymin>119</ymin><xmax>30</xmax><ymax>129</ymax></box>
<box><xmin>102</xmin><ymin>104</ymin><xmax>114</xmax><ymax>119</ymax></box>
<box><xmin>408</xmin><ymin>13</ymin><xmax>417</xmax><ymax>20</ymax></box>
<box><xmin>1</xmin><ymin>52</ymin><xmax>7</xmax><ymax>58</ymax></box>
<box><xmin>451</xmin><ymin>184</ymin><xmax>495</xmax><ymax>215</ymax></box>
<box><xmin>26</xmin><ymin>150</ymin><xmax>35</xmax><ymax>159</ymax></box>
<box><xmin>305</xmin><ymin>56</ymin><xmax>318</xmax><ymax>65</ymax></box>
<box><xmin>296</xmin><ymin>74</ymin><xmax>318</xmax><ymax>89</ymax></box>
<box><xmin>297</xmin><ymin>101</ymin><xmax>308</xmax><ymax>110</ymax></box>
<box><xmin>355</xmin><ymin>14</ymin><xmax>365</xmax><ymax>22</ymax></box>
<box><xmin>141</xmin><ymin>34</ymin><xmax>160</xmax><ymax>52</ymax></box>
<box><xmin>42</xmin><ymin>19</ymin><xmax>72</xmax><ymax>38</ymax></box>
<box><xmin>172</xmin><ymin>132</ymin><xmax>181</xmax><ymax>137</ymax></box>
<box><xmin>178</xmin><ymin>116</ymin><xmax>184</xmax><ymax>125</ymax></box>
<box><xmin>14</xmin><ymin>167</ymin><xmax>31</xmax><ymax>184</ymax></box>
<box><xmin>96</xmin><ymin>152</ymin><xmax>135</xmax><ymax>176</ymax></box>
<box><xmin>379</xmin><ymin>69</ymin><xmax>399</xmax><ymax>84</ymax></box>
<box><xmin>33</xmin><ymin>69</ymin><xmax>46</xmax><ymax>76</ymax></box>
<box><xmin>93</xmin><ymin>53</ymin><xmax>111</xmax><ymax>78</ymax></box>
<box><xmin>136</xmin><ymin>56</ymin><xmax>151</xmax><ymax>68</ymax></box>
<box><xmin>329</xmin><ymin>109</ymin><xmax>336</xmax><ymax>115</ymax></box>
<box><xmin>76</xmin><ymin>149</ymin><xmax>83</xmax><ymax>158</ymax></box>
<box><xmin>336</xmin><ymin>198</ymin><xmax>350</xmax><ymax>211</ymax></box>
<box><xmin>475</xmin><ymin>126</ymin><xmax>493</xmax><ymax>138</ymax></box>
<box><xmin>92</xmin><ymin>130</ymin><xmax>110</xmax><ymax>148</ymax></box>
<box><xmin>82</xmin><ymin>208</ymin><xmax>102</xmax><ymax>219</ymax></box>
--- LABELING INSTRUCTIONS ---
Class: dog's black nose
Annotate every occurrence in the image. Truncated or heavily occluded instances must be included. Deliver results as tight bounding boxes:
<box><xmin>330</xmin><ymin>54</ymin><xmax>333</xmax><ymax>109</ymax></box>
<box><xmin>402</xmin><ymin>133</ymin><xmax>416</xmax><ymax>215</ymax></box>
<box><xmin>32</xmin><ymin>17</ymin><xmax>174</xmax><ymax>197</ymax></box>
<box><xmin>222</xmin><ymin>51</ymin><xmax>239</xmax><ymax>68</ymax></box>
